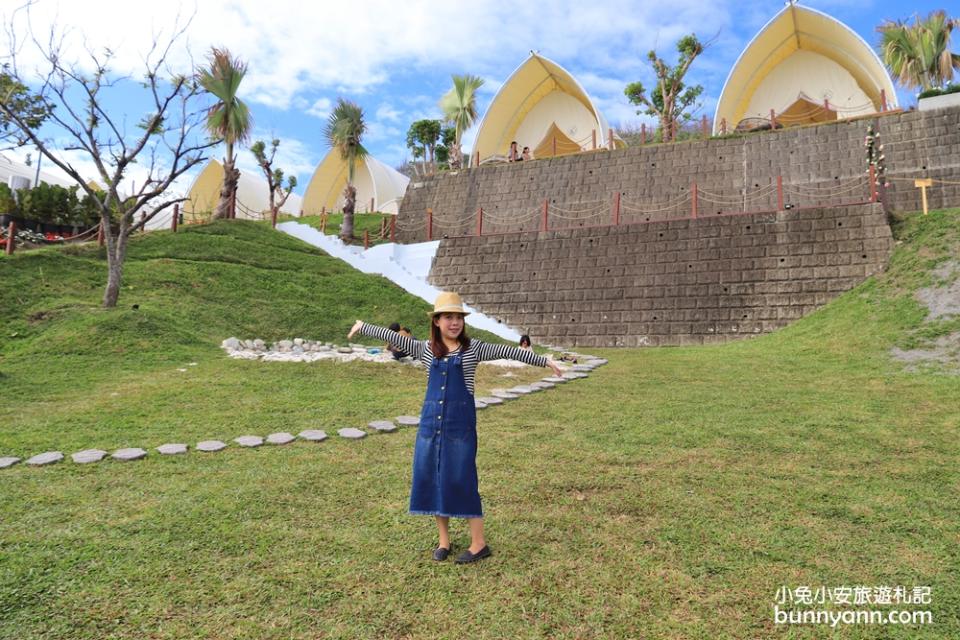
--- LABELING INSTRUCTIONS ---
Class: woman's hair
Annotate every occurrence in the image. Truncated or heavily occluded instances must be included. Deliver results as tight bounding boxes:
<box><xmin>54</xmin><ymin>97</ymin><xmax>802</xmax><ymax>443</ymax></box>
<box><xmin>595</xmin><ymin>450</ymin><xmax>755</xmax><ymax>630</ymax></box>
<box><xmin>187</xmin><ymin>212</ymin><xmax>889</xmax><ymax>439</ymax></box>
<box><xmin>388</xmin><ymin>322</ymin><xmax>401</xmax><ymax>332</ymax></box>
<box><xmin>430</xmin><ymin>314</ymin><xmax>470</xmax><ymax>358</ymax></box>
<box><xmin>519</xmin><ymin>334</ymin><xmax>531</xmax><ymax>347</ymax></box>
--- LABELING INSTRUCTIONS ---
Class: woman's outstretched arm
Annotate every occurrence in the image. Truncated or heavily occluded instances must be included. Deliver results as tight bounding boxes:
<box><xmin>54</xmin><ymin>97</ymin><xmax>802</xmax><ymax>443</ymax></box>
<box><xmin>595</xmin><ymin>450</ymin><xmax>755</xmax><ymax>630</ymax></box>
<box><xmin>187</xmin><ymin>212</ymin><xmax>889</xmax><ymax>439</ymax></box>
<box><xmin>474</xmin><ymin>340</ymin><xmax>564</xmax><ymax>376</ymax></box>
<box><xmin>348</xmin><ymin>320</ymin><xmax>426</xmax><ymax>360</ymax></box>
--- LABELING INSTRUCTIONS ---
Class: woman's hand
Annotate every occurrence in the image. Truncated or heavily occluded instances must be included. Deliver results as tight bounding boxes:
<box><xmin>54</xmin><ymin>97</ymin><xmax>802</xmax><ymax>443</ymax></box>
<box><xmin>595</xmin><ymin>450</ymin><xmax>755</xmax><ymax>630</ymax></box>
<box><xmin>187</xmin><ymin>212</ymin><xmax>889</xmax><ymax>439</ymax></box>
<box><xmin>548</xmin><ymin>360</ymin><xmax>564</xmax><ymax>377</ymax></box>
<box><xmin>347</xmin><ymin>319</ymin><xmax>363</xmax><ymax>340</ymax></box>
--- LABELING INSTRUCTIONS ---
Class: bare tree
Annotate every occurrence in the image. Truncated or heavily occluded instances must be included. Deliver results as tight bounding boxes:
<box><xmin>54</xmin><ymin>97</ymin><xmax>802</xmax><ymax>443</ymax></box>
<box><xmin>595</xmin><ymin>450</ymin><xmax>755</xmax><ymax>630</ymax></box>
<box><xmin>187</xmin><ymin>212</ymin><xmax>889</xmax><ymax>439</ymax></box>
<box><xmin>250</xmin><ymin>138</ymin><xmax>297</xmax><ymax>226</ymax></box>
<box><xmin>0</xmin><ymin>5</ymin><xmax>216</xmax><ymax>307</ymax></box>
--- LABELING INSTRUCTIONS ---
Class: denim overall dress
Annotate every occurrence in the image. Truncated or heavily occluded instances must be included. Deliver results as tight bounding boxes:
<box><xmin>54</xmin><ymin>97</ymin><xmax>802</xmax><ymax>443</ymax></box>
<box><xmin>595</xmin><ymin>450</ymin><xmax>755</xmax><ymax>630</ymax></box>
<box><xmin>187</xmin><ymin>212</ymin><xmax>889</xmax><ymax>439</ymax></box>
<box><xmin>409</xmin><ymin>350</ymin><xmax>482</xmax><ymax>518</ymax></box>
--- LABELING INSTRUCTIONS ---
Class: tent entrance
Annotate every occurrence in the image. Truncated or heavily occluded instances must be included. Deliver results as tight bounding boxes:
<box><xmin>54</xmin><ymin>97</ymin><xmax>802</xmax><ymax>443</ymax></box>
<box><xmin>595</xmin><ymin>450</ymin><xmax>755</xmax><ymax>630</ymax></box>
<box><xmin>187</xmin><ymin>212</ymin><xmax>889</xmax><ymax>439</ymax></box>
<box><xmin>533</xmin><ymin>122</ymin><xmax>582</xmax><ymax>158</ymax></box>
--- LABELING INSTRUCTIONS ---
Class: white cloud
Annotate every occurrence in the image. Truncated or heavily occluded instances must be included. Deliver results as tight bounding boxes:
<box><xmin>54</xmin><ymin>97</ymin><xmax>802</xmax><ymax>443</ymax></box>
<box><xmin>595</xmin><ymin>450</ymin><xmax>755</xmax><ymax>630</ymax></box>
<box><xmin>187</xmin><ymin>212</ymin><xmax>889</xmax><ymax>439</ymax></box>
<box><xmin>306</xmin><ymin>98</ymin><xmax>332</xmax><ymax>120</ymax></box>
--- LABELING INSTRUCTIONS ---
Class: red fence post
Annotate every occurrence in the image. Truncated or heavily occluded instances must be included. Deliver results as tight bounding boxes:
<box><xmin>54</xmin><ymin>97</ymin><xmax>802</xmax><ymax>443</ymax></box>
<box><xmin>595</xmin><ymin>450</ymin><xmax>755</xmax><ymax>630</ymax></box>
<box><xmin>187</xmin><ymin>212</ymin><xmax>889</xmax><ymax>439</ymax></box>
<box><xmin>868</xmin><ymin>165</ymin><xmax>878</xmax><ymax>202</ymax></box>
<box><xmin>476</xmin><ymin>207</ymin><xmax>483</xmax><ymax>236</ymax></box>
<box><xmin>591</xmin><ymin>129</ymin><xmax>597</xmax><ymax>150</ymax></box>
<box><xmin>701</xmin><ymin>115</ymin><xmax>709</xmax><ymax>139</ymax></box>
<box><xmin>390</xmin><ymin>215</ymin><xmax>396</xmax><ymax>242</ymax></box>
<box><xmin>542</xmin><ymin>199</ymin><xmax>549</xmax><ymax>231</ymax></box>
<box><xmin>608</xmin><ymin>128</ymin><xmax>614</xmax><ymax>150</ymax></box>
<box><xmin>641</xmin><ymin>123</ymin><xmax>647</xmax><ymax>145</ymax></box>
<box><xmin>769</xmin><ymin>109</ymin><xmax>777</xmax><ymax>129</ymax></box>
<box><xmin>777</xmin><ymin>176</ymin><xmax>784</xmax><ymax>210</ymax></box>
<box><xmin>880</xmin><ymin>90</ymin><xmax>887</xmax><ymax>112</ymax></box>
<box><xmin>612</xmin><ymin>192</ymin><xmax>621</xmax><ymax>225</ymax></box>
<box><xmin>5</xmin><ymin>221</ymin><xmax>15</xmax><ymax>255</ymax></box>
<box><xmin>474</xmin><ymin>150</ymin><xmax>480</xmax><ymax>168</ymax></box>
<box><xmin>426</xmin><ymin>208</ymin><xmax>433</xmax><ymax>241</ymax></box>
<box><xmin>364</xmin><ymin>230</ymin><xmax>369</xmax><ymax>249</ymax></box>
<box><xmin>171</xmin><ymin>203</ymin><xmax>179</xmax><ymax>232</ymax></box>
<box><xmin>691</xmin><ymin>183</ymin><xmax>698</xmax><ymax>219</ymax></box>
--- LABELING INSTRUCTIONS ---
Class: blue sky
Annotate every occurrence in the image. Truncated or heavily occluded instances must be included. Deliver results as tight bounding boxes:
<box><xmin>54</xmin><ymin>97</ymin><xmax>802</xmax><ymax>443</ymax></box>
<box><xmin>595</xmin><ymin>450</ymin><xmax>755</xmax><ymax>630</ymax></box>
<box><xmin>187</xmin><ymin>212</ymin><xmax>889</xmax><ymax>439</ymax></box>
<box><xmin>0</xmin><ymin>0</ymin><xmax>952</xmax><ymax>197</ymax></box>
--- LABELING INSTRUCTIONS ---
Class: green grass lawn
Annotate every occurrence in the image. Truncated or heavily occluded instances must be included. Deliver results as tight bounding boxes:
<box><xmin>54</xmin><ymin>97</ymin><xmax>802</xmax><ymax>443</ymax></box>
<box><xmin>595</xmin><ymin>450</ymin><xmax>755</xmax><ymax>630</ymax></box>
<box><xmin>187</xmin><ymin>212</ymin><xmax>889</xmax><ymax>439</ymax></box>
<box><xmin>0</xmin><ymin>213</ymin><xmax>958</xmax><ymax>639</ymax></box>
<box><xmin>295</xmin><ymin>212</ymin><xmax>395</xmax><ymax>246</ymax></box>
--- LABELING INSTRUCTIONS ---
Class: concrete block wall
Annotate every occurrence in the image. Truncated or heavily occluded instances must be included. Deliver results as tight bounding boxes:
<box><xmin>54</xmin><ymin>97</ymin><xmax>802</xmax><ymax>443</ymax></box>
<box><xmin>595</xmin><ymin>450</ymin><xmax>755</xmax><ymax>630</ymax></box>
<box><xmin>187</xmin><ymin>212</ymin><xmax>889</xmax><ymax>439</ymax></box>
<box><xmin>397</xmin><ymin>106</ymin><xmax>960</xmax><ymax>243</ymax></box>
<box><xmin>428</xmin><ymin>203</ymin><xmax>894</xmax><ymax>348</ymax></box>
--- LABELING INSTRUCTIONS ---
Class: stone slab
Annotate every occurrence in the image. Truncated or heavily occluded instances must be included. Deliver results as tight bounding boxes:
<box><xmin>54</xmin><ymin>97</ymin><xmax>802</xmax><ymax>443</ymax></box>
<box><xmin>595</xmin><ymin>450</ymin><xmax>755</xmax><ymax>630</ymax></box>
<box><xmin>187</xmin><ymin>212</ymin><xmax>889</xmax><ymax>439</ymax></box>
<box><xmin>72</xmin><ymin>449</ymin><xmax>108</xmax><ymax>464</ymax></box>
<box><xmin>530</xmin><ymin>381</ymin><xmax>555</xmax><ymax>390</ymax></box>
<box><xmin>197</xmin><ymin>440</ymin><xmax>227</xmax><ymax>452</ymax></box>
<box><xmin>368</xmin><ymin>420</ymin><xmax>398</xmax><ymax>433</ymax></box>
<box><xmin>234</xmin><ymin>435</ymin><xmax>264</xmax><ymax>448</ymax></box>
<box><xmin>509</xmin><ymin>385</ymin><xmax>536</xmax><ymax>394</ymax></box>
<box><xmin>476</xmin><ymin>396</ymin><xmax>504</xmax><ymax>405</ymax></box>
<box><xmin>266</xmin><ymin>432</ymin><xmax>296</xmax><ymax>445</ymax></box>
<box><xmin>395</xmin><ymin>415</ymin><xmax>420</xmax><ymax>426</ymax></box>
<box><xmin>26</xmin><ymin>451</ymin><xmax>63</xmax><ymax>466</ymax></box>
<box><xmin>0</xmin><ymin>457</ymin><xmax>21</xmax><ymax>469</ymax></box>
<box><xmin>543</xmin><ymin>376</ymin><xmax>567</xmax><ymax>383</ymax></box>
<box><xmin>112</xmin><ymin>448</ymin><xmax>147</xmax><ymax>461</ymax></box>
<box><xmin>491</xmin><ymin>390</ymin><xmax>519</xmax><ymax>399</ymax></box>
<box><xmin>474</xmin><ymin>400</ymin><xmax>488</xmax><ymax>409</ymax></box>
<box><xmin>157</xmin><ymin>443</ymin><xmax>188</xmax><ymax>455</ymax></box>
<box><xmin>298</xmin><ymin>430</ymin><xmax>328</xmax><ymax>442</ymax></box>
<box><xmin>338</xmin><ymin>428</ymin><xmax>367</xmax><ymax>439</ymax></box>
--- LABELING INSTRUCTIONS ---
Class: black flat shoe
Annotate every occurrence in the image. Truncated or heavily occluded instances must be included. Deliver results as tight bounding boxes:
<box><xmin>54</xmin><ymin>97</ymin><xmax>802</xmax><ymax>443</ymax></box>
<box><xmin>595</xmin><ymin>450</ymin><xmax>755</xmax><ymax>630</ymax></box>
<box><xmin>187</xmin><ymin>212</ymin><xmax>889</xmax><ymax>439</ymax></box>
<box><xmin>454</xmin><ymin>545</ymin><xmax>492</xmax><ymax>564</ymax></box>
<box><xmin>432</xmin><ymin>546</ymin><xmax>451</xmax><ymax>561</ymax></box>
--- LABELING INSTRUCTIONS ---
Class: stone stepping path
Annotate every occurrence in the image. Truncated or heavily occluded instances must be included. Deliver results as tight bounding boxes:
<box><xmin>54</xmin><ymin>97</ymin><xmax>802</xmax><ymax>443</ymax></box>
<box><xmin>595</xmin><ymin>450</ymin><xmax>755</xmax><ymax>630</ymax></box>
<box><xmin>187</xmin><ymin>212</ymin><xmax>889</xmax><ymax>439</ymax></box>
<box><xmin>72</xmin><ymin>449</ymin><xmax>107</xmax><ymax>464</ymax></box>
<box><xmin>3</xmin><ymin>356</ymin><xmax>608</xmax><ymax>471</ymax></box>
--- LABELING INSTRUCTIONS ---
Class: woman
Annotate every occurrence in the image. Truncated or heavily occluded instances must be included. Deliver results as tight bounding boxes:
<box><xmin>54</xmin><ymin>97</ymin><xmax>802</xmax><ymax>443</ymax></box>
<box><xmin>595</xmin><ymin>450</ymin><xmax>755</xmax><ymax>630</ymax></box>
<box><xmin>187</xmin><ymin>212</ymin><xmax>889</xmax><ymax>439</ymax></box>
<box><xmin>348</xmin><ymin>292</ymin><xmax>563</xmax><ymax>563</ymax></box>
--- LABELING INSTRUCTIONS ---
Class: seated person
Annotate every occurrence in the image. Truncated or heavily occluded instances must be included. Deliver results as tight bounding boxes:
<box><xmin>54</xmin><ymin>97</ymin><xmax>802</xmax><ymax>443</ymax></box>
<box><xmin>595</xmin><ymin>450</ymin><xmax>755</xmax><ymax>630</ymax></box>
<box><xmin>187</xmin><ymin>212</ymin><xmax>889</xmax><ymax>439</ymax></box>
<box><xmin>519</xmin><ymin>335</ymin><xmax>532</xmax><ymax>351</ymax></box>
<box><xmin>521</xmin><ymin>146</ymin><xmax>532</xmax><ymax>161</ymax></box>
<box><xmin>386</xmin><ymin>322</ymin><xmax>411</xmax><ymax>360</ymax></box>
<box><xmin>507</xmin><ymin>141</ymin><xmax>519</xmax><ymax>162</ymax></box>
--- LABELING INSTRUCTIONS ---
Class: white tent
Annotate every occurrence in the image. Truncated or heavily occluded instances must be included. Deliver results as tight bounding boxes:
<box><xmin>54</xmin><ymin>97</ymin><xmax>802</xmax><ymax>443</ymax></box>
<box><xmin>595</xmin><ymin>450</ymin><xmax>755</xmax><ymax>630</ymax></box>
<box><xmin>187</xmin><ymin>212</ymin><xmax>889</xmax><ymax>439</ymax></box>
<box><xmin>183</xmin><ymin>159</ymin><xmax>304</xmax><ymax>220</ymax></box>
<box><xmin>301</xmin><ymin>151</ymin><xmax>410</xmax><ymax>215</ymax></box>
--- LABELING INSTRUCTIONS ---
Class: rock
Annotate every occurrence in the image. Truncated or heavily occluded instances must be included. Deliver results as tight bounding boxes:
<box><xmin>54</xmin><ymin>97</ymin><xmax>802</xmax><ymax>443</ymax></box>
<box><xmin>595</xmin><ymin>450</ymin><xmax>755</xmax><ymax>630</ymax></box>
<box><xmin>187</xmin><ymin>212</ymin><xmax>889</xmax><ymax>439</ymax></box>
<box><xmin>572</xmin><ymin>364</ymin><xmax>594</xmax><ymax>372</ymax></box>
<box><xmin>543</xmin><ymin>376</ymin><xmax>567</xmax><ymax>383</ymax></box>
<box><xmin>234</xmin><ymin>435</ymin><xmax>264</xmax><ymax>448</ymax></box>
<box><xmin>475</xmin><ymin>400</ymin><xmax>488</xmax><ymax>409</ymax></box>
<box><xmin>587</xmin><ymin>358</ymin><xmax>608</xmax><ymax>366</ymax></box>
<box><xmin>242</xmin><ymin>339</ymin><xmax>256</xmax><ymax>349</ymax></box>
<box><xmin>509</xmin><ymin>385</ymin><xmax>536</xmax><ymax>394</ymax></box>
<box><xmin>157</xmin><ymin>443</ymin><xmax>188</xmax><ymax>455</ymax></box>
<box><xmin>293</xmin><ymin>338</ymin><xmax>304</xmax><ymax>346</ymax></box>
<box><xmin>563</xmin><ymin>372</ymin><xmax>589</xmax><ymax>380</ymax></box>
<box><xmin>278</xmin><ymin>340</ymin><xmax>294</xmax><ymax>351</ymax></box>
<box><xmin>530</xmin><ymin>381</ymin><xmax>555</xmax><ymax>390</ymax></box>
<box><xmin>298</xmin><ymin>430</ymin><xmax>328</xmax><ymax>442</ymax></box>
<box><xmin>0</xmin><ymin>457</ymin><xmax>22</xmax><ymax>469</ymax></box>
<box><xmin>491</xmin><ymin>390</ymin><xmax>519</xmax><ymax>400</ymax></box>
<box><xmin>196</xmin><ymin>440</ymin><xmax>227</xmax><ymax>452</ymax></box>
<box><xmin>221</xmin><ymin>337</ymin><xmax>241</xmax><ymax>350</ymax></box>
<box><xmin>112</xmin><ymin>448</ymin><xmax>147</xmax><ymax>461</ymax></box>
<box><xmin>338</xmin><ymin>428</ymin><xmax>367</xmax><ymax>439</ymax></box>
<box><xmin>26</xmin><ymin>451</ymin><xmax>63</xmax><ymax>466</ymax></box>
<box><xmin>266</xmin><ymin>432</ymin><xmax>296</xmax><ymax>445</ymax></box>
<box><xmin>72</xmin><ymin>449</ymin><xmax>108</xmax><ymax>464</ymax></box>
<box><xmin>292</xmin><ymin>345</ymin><xmax>304</xmax><ymax>354</ymax></box>
<box><xmin>337</xmin><ymin>347</ymin><xmax>353</xmax><ymax>354</ymax></box>
<box><xmin>253</xmin><ymin>339</ymin><xmax>265</xmax><ymax>350</ymax></box>
<box><xmin>476</xmin><ymin>396</ymin><xmax>503</xmax><ymax>405</ymax></box>
<box><xmin>395</xmin><ymin>416</ymin><xmax>420</xmax><ymax>426</ymax></box>
<box><xmin>368</xmin><ymin>420</ymin><xmax>397</xmax><ymax>433</ymax></box>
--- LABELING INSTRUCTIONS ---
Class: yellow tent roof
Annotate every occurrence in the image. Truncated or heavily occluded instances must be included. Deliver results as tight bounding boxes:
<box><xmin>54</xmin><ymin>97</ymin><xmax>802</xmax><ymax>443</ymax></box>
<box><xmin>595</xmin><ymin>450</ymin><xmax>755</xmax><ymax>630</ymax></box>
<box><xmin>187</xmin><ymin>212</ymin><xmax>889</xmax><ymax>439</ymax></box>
<box><xmin>473</xmin><ymin>53</ymin><xmax>624</xmax><ymax>162</ymax></box>
<box><xmin>713</xmin><ymin>2</ymin><xmax>898</xmax><ymax>133</ymax></box>
<box><xmin>301</xmin><ymin>151</ymin><xmax>410</xmax><ymax>215</ymax></box>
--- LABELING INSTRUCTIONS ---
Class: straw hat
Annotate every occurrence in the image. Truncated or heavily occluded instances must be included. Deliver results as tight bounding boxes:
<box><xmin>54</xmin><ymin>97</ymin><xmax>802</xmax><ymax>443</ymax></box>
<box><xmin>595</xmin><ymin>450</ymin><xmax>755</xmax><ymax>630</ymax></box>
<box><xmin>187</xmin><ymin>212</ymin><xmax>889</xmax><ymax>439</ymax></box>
<box><xmin>429</xmin><ymin>291</ymin><xmax>470</xmax><ymax>317</ymax></box>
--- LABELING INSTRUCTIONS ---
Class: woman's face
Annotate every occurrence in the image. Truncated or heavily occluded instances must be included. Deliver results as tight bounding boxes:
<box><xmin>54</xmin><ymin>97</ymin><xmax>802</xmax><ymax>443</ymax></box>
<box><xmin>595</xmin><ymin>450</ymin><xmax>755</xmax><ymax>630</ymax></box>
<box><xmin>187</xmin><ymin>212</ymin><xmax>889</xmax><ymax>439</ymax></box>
<box><xmin>434</xmin><ymin>312</ymin><xmax>464</xmax><ymax>341</ymax></box>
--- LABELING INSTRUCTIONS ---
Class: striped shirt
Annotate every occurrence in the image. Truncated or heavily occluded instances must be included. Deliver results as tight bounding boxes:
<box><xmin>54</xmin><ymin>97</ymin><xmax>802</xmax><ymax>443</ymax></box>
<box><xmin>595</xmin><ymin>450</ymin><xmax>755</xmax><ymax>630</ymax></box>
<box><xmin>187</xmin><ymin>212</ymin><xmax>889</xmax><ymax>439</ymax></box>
<box><xmin>359</xmin><ymin>322</ymin><xmax>549</xmax><ymax>396</ymax></box>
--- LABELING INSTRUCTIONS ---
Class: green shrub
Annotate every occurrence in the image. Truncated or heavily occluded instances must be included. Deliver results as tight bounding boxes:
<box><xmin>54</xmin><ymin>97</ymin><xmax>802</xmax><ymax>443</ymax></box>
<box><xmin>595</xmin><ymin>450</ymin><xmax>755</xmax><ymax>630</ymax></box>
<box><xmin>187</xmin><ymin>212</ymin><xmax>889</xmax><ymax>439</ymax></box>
<box><xmin>0</xmin><ymin>183</ymin><xmax>17</xmax><ymax>215</ymax></box>
<box><xmin>918</xmin><ymin>83</ymin><xmax>960</xmax><ymax>99</ymax></box>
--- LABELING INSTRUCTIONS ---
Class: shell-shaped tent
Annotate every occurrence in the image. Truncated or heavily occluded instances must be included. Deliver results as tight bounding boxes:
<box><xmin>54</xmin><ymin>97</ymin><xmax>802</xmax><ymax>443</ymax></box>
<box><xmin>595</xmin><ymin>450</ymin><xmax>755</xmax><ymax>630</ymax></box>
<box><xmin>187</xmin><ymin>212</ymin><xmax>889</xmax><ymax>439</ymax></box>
<box><xmin>301</xmin><ymin>151</ymin><xmax>410</xmax><ymax>215</ymax></box>
<box><xmin>183</xmin><ymin>159</ymin><xmax>304</xmax><ymax>220</ymax></box>
<box><xmin>473</xmin><ymin>53</ymin><xmax>625</xmax><ymax>163</ymax></box>
<box><xmin>714</xmin><ymin>2</ymin><xmax>898</xmax><ymax>134</ymax></box>
<box><xmin>1</xmin><ymin>153</ymin><xmax>79</xmax><ymax>190</ymax></box>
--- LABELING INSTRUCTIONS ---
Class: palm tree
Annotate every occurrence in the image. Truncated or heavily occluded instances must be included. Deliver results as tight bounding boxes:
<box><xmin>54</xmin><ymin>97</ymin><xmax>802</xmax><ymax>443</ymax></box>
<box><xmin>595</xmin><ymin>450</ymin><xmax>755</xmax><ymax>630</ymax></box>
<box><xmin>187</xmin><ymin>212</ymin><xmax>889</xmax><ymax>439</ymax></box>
<box><xmin>198</xmin><ymin>48</ymin><xmax>252</xmax><ymax>220</ymax></box>
<box><xmin>439</xmin><ymin>74</ymin><xmax>484</xmax><ymax>169</ymax></box>
<box><xmin>323</xmin><ymin>98</ymin><xmax>368</xmax><ymax>240</ymax></box>
<box><xmin>878</xmin><ymin>10</ymin><xmax>960</xmax><ymax>92</ymax></box>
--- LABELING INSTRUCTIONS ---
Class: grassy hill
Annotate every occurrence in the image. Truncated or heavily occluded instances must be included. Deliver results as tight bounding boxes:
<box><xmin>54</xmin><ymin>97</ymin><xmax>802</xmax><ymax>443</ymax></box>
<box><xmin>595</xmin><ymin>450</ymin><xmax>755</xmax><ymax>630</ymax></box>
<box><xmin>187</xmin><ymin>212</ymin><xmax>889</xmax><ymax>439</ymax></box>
<box><xmin>0</xmin><ymin>213</ymin><xmax>958</xmax><ymax>639</ymax></box>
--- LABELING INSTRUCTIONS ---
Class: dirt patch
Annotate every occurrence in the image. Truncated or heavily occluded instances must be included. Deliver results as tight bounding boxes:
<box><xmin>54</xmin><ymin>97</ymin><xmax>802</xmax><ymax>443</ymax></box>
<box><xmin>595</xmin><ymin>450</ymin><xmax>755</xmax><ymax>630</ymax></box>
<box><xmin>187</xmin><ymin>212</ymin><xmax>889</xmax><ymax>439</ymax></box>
<box><xmin>890</xmin><ymin>259</ymin><xmax>960</xmax><ymax>373</ymax></box>
<box><xmin>27</xmin><ymin>310</ymin><xmax>52</xmax><ymax>324</ymax></box>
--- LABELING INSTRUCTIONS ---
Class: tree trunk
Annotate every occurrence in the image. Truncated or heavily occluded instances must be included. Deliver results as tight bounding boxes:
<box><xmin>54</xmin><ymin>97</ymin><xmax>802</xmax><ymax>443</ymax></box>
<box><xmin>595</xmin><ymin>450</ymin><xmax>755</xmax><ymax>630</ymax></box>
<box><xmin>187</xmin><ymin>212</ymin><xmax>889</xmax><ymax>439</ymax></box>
<box><xmin>341</xmin><ymin>184</ymin><xmax>356</xmax><ymax>241</ymax></box>
<box><xmin>450</xmin><ymin>142</ymin><xmax>462</xmax><ymax>170</ymax></box>
<box><xmin>101</xmin><ymin>216</ymin><xmax>128</xmax><ymax>308</ymax></box>
<box><xmin>214</xmin><ymin>155</ymin><xmax>240</xmax><ymax>220</ymax></box>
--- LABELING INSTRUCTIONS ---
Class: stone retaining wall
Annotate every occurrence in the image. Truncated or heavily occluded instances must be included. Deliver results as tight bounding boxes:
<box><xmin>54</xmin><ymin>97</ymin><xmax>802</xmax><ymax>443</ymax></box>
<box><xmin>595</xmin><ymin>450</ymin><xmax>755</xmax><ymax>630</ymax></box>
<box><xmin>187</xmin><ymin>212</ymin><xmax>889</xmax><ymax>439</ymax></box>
<box><xmin>428</xmin><ymin>203</ymin><xmax>894</xmax><ymax>347</ymax></box>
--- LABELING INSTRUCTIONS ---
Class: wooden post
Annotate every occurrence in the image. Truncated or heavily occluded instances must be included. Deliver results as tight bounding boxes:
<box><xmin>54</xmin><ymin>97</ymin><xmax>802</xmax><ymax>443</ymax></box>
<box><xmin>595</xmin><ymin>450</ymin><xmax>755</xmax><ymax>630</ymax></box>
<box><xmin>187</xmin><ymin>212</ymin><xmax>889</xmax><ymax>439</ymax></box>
<box><xmin>641</xmin><ymin>123</ymin><xmax>647</xmax><ymax>145</ymax></box>
<box><xmin>320</xmin><ymin>215</ymin><xmax>326</xmax><ymax>233</ymax></box>
<box><xmin>691</xmin><ymin>182</ymin><xmax>698</xmax><ymax>219</ymax></box>
<box><xmin>172</xmin><ymin>204</ymin><xmax>179</xmax><ymax>232</ymax></box>
<box><xmin>390</xmin><ymin>215</ymin><xmax>396</xmax><ymax>242</ymax></box>
<box><xmin>427</xmin><ymin>208</ymin><xmax>433</xmax><ymax>241</ymax></box>
<box><xmin>769</xmin><ymin>109</ymin><xmax>777</xmax><ymax>129</ymax></box>
<box><xmin>880</xmin><ymin>89</ymin><xmax>887</xmax><ymax>112</ymax></box>
<box><xmin>552</xmin><ymin>136</ymin><xmax>557</xmax><ymax>157</ymax></box>
<box><xmin>474</xmin><ymin>150</ymin><xmax>480</xmax><ymax>168</ymax></box>
<box><xmin>701</xmin><ymin>115</ymin><xmax>709</xmax><ymax>138</ymax></box>
<box><xmin>97</xmin><ymin>221</ymin><xmax>104</xmax><ymax>247</ymax></box>
<box><xmin>612</xmin><ymin>192</ymin><xmax>621</xmax><ymax>226</ymax></box>
<box><xmin>777</xmin><ymin>176</ymin><xmax>784</xmax><ymax>210</ymax></box>
<box><xmin>541</xmin><ymin>199</ymin><xmax>549</xmax><ymax>232</ymax></box>
<box><xmin>868</xmin><ymin>165</ymin><xmax>877</xmax><ymax>202</ymax></box>
<box><xmin>299</xmin><ymin>209</ymin><xmax>304</xmax><ymax>218</ymax></box>
<box><xmin>139</xmin><ymin>211</ymin><xmax>146</xmax><ymax>233</ymax></box>
<box><xmin>591</xmin><ymin>129</ymin><xmax>597</xmax><ymax>150</ymax></box>
<box><xmin>914</xmin><ymin>178</ymin><xmax>932</xmax><ymax>215</ymax></box>
<box><xmin>823</xmin><ymin>98</ymin><xmax>830</xmax><ymax>113</ymax></box>
<box><xmin>364</xmin><ymin>230</ymin><xmax>369</xmax><ymax>249</ymax></box>
<box><xmin>608</xmin><ymin>128</ymin><xmax>614</xmax><ymax>150</ymax></box>
<box><xmin>379</xmin><ymin>217</ymin><xmax>387</xmax><ymax>239</ymax></box>
<box><xmin>720</xmin><ymin>118</ymin><xmax>727</xmax><ymax>135</ymax></box>
<box><xmin>476</xmin><ymin>207</ymin><xmax>483</xmax><ymax>236</ymax></box>
<box><xmin>370</xmin><ymin>197</ymin><xmax>375</xmax><ymax>213</ymax></box>
<box><xmin>5</xmin><ymin>221</ymin><xmax>15</xmax><ymax>255</ymax></box>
